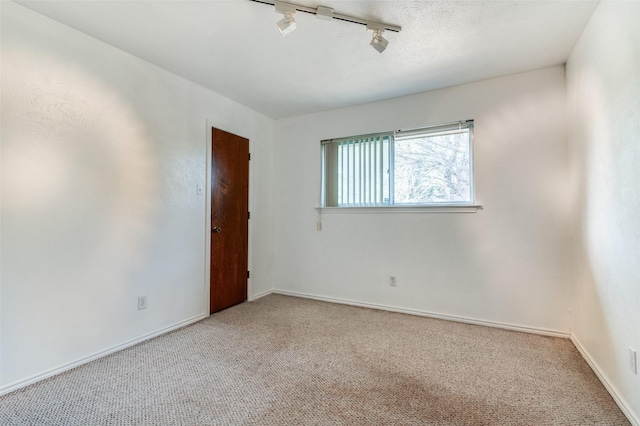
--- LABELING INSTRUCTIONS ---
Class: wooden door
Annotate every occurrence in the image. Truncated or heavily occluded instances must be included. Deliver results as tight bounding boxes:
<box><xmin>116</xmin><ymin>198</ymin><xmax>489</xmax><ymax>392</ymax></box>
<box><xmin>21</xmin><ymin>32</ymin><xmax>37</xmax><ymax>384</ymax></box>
<box><xmin>210</xmin><ymin>128</ymin><xmax>249</xmax><ymax>314</ymax></box>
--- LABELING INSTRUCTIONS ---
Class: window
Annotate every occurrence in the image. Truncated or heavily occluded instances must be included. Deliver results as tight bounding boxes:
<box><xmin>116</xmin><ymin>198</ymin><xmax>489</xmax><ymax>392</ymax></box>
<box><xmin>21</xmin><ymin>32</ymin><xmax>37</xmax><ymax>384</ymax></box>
<box><xmin>321</xmin><ymin>120</ymin><xmax>474</xmax><ymax>208</ymax></box>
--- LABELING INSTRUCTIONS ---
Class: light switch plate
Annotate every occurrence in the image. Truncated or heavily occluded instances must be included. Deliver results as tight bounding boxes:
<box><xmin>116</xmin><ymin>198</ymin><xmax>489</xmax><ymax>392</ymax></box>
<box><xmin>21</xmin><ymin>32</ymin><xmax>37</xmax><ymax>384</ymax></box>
<box><xmin>138</xmin><ymin>296</ymin><xmax>147</xmax><ymax>310</ymax></box>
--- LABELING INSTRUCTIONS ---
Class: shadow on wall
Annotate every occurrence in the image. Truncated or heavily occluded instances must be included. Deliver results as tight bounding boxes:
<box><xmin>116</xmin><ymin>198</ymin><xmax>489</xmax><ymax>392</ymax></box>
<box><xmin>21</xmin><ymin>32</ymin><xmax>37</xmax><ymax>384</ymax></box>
<box><xmin>2</xmin><ymin>42</ymin><xmax>158</xmax><ymax>383</ymax></box>
<box><xmin>565</xmin><ymin>1</ymin><xmax>640</xmax><ymax>419</ymax></box>
<box><xmin>568</xmin><ymin>58</ymin><xmax>631</xmax><ymax>398</ymax></box>
<box><xmin>459</xmin><ymin>84</ymin><xmax>573</xmax><ymax>328</ymax></box>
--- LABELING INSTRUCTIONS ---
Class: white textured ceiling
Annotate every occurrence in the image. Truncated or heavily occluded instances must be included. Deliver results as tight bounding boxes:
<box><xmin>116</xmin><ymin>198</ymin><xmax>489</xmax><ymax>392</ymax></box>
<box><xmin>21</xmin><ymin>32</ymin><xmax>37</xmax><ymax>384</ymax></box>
<box><xmin>15</xmin><ymin>0</ymin><xmax>597</xmax><ymax>119</ymax></box>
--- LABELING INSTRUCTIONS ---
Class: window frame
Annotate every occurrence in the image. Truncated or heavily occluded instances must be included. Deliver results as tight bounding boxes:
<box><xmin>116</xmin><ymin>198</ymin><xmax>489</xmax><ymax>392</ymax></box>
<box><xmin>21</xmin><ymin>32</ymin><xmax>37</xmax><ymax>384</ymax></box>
<box><xmin>319</xmin><ymin>120</ymin><xmax>481</xmax><ymax>213</ymax></box>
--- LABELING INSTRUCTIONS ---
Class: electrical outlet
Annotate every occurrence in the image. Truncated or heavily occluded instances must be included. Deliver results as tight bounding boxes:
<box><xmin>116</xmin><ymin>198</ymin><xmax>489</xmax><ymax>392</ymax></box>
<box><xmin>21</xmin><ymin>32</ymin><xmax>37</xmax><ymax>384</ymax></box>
<box><xmin>389</xmin><ymin>276</ymin><xmax>397</xmax><ymax>286</ymax></box>
<box><xmin>629</xmin><ymin>347</ymin><xmax>637</xmax><ymax>374</ymax></box>
<box><xmin>138</xmin><ymin>296</ymin><xmax>147</xmax><ymax>310</ymax></box>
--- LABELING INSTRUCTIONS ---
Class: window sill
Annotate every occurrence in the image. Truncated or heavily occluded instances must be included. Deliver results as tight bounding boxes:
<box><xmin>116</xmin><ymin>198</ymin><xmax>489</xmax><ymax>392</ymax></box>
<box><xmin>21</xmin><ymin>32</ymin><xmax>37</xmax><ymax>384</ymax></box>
<box><xmin>316</xmin><ymin>205</ymin><xmax>483</xmax><ymax>214</ymax></box>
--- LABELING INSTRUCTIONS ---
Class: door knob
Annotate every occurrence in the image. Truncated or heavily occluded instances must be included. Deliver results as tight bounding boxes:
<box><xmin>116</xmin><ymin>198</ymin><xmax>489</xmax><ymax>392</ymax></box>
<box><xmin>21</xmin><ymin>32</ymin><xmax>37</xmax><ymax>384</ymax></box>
<box><xmin>212</xmin><ymin>226</ymin><xmax>222</xmax><ymax>233</ymax></box>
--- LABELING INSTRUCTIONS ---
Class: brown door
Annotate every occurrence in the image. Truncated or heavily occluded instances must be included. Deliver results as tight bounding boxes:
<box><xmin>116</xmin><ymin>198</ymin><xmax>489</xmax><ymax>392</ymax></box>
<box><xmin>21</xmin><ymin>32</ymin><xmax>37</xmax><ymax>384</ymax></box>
<box><xmin>210</xmin><ymin>128</ymin><xmax>249</xmax><ymax>314</ymax></box>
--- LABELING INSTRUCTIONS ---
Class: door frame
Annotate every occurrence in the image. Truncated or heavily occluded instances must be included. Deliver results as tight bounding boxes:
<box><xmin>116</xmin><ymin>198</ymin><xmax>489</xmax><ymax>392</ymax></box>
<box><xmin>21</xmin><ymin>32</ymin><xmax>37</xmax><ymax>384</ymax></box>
<box><xmin>204</xmin><ymin>119</ymin><xmax>253</xmax><ymax>316</ymax></box>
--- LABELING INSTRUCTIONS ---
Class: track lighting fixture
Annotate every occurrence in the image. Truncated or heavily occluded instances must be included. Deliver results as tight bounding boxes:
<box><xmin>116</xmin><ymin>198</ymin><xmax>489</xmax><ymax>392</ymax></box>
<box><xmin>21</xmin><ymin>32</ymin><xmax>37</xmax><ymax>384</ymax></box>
<box><xmin>254</xmin><ymin>0</ymin><xmax>401</xmax><ymax>51</ymax></box>
<box><xmin>275</xmin><ymin>1</ymin><xmax>297</xmax><ymax>36</ymax></box>
<box><xmin>370</xmin><ymin>29</ymin><xmax>389</xmax><ymax>53</ymax></box>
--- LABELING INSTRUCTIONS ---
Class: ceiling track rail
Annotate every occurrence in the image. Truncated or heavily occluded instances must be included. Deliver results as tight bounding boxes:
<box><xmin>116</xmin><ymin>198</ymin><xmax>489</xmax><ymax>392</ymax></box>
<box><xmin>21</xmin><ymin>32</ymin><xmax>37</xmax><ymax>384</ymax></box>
<box><xmin>248</xmin><ymin>0</ymin><xmax>402</xmax><ymax>33</ymax></box>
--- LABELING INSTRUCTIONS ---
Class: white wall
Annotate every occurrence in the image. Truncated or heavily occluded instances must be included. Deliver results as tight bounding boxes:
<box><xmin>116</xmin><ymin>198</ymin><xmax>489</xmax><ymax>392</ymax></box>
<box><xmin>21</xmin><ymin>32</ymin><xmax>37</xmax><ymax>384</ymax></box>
<box><xmin>0</xmin><ymin>2</ymin><xmax>274</xmax><ymax>390</ymax></box>
<box><xmin>273</xmin><ymin>67</ymin><xmax>573</xmax><ymax>334</ymax></box>
<box><xmin>567</xmin><ymin>1</ymin><xmax>640</xmax><ymax>422</ymax></box>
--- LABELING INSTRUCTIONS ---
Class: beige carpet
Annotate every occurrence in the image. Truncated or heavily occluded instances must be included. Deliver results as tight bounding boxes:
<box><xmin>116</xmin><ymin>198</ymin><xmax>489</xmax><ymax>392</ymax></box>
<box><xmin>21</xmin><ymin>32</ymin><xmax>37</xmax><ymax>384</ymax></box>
<box><xmin>0</xmin><ymin>294</ymin><xmax>630</xmax><ymax>425</ymax></box>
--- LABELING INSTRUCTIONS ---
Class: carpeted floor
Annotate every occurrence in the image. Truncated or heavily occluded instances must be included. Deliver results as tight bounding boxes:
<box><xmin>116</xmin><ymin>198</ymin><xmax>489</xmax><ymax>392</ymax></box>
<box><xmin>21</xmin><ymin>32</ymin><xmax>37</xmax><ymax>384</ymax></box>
<box><xmin>0</xmin><ymin>294</ymin><xmax>630</xmax><ymax>425</ymax></box>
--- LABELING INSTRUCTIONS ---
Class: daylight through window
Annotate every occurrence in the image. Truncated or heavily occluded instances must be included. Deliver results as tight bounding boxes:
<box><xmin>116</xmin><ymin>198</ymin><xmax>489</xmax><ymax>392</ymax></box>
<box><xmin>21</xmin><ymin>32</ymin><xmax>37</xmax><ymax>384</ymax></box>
<box><xmin>321</xmin><ymin>120</ymin><xmax>474</xmax><ymax>207</ymax></box>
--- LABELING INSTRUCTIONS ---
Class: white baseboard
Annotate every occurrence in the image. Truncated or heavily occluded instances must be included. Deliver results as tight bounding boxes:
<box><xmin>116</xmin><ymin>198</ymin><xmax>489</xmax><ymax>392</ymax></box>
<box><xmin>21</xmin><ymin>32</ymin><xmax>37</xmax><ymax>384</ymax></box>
<box><xmin>570</xmin><ymin>335</ymin><xmax>639</xmax><ymax>426</ymax></box>
<box><xmin>249</xmin><ymin>289</ymin><xmax>273</xmax><ymax>301</ymax></box>
<box><xmin>0</xmin><ymin>313</ymin><xmax>208</xmax><ymax>396</ymax></box>
<box><xmin>272</xmin><ymin>289</ymin><xmax>570</xmax><ymax>338</ymax></box>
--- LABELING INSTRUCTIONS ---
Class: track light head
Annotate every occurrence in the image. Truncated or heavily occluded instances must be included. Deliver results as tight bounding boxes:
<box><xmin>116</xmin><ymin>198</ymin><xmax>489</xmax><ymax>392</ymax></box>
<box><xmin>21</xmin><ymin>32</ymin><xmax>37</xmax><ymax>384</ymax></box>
<box><xmin>275</xmin><ymin>1</ymin><xmax>297</xmax><ymax>36</ymax></box>
<box><xmin>370</xmin><ymin>29</ymin><xmax>388</xmax><ymax>53</ymax></box>
<box><xmin>277</xmin><ymin>11</ymin><xmax>297</xmax><ymax>36</ymax></box>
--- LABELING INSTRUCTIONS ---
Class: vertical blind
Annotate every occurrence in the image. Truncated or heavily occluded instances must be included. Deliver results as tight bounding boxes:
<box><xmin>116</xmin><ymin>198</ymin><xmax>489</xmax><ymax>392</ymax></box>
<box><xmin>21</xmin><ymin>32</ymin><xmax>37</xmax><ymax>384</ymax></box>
<box><xmin>322</xmin><ymin>133</ymin><xmax>392</xmax><ymax>207</ymax></box>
